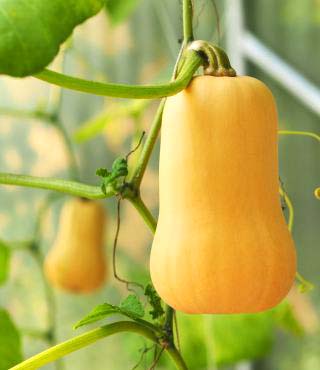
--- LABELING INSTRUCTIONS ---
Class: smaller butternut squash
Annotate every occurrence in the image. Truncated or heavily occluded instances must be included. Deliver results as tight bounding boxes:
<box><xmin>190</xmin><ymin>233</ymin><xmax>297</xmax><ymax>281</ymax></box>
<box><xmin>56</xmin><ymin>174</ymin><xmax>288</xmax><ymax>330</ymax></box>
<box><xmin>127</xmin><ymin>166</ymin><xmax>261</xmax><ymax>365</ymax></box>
<box><xmin>44</xmin><ymin>198</ymin><xmax>106</xmax><ymax>293</ymax></box>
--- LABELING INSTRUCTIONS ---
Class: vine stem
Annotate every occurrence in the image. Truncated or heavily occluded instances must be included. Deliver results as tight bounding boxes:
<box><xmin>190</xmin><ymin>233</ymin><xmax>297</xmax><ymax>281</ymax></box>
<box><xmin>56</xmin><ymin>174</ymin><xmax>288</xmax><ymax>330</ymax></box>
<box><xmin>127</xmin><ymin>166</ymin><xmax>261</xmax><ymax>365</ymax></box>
<box><xmin>10</xmin><ymin>322</ymin><xmax>155</xmax><ymax>370</ymax></box>
<box><xmin>279</xmin><ymin>185</ymin><xmax>313</xmax><ymax>291</ymax></box>
<box><xmin>0</xmin><ymin>107</ymin><xmax>80</xmax><ymax>182</ymax></box>
<box><xmin>10</xmin><ymin>321</ymin><xmax>187</xmax><ymax>370</ymax></box>
<box><xmin>129</xmin><ymin>100</ymin><xmax>165</xmax><ymax>188</ymax></box>
<box><xmin>129</xmin><ymin>196</ymin><xmax>157</xmax><ymax>233</ymax></box>
<box><xmin>279</xmin><ymin>186</ymin><xmax>294</xmax><ymax>232</ymax></box>
<box><xmin>278</xmin><ymin>130</ymin><xmax>320</xmax><ymax>143</ymax></box>
<box><xmin>34</xmin><ymin>50</ymin><xmax>202</xmax><ymax>99</ymax></box>
<box><xmin>183</xmin><ymin>0</ymin><xmax>194</xmax><ymax>43</ymax></box>
<box><xmin>55</xmin><ymin>119</ymin><xmax>80</xmax><ymax>181</ymax></box>
<box><xmin>0</xmin><ymin>173</ymin><xmax>115</xmax><ymax>199</ymax></box>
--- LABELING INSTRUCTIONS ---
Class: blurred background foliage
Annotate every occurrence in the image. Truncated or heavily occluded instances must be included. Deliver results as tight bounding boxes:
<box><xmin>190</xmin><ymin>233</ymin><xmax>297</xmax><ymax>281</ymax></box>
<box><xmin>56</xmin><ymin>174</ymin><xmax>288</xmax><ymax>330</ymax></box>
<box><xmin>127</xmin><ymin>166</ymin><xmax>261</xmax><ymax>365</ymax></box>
<box><xmin>0</xmin><ymin>0</ymin><xmax>319</xmax><ymax>369</ymax></box>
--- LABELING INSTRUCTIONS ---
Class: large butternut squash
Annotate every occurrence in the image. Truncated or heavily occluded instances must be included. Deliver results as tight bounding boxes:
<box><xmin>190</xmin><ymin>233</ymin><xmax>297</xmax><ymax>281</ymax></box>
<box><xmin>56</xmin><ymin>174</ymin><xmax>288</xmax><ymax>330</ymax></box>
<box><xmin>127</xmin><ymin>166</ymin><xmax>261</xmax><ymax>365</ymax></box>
<box><xmin>150</xmin><ymin>75</ymin><xmax>296</xmax><ymax>314</ymax></box>
<box><xmin>44</xmin><ymin>198</ymin><xmax>106</xmax><ymax>293</ymax></box>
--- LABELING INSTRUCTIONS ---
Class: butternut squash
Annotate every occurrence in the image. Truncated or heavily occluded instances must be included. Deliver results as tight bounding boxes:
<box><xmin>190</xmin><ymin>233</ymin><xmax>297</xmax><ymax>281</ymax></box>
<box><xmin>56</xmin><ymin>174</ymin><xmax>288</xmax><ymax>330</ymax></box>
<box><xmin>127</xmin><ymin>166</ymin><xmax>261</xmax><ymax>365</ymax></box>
<box><xmin>150</xmin><ymin>75</ymin><xmax>296</xmax><ymax>314</ymax></box>
<box><xmin>44</xmin><ymin>198</ymin><xmax>106</xmax><ymax>293</ymax></box>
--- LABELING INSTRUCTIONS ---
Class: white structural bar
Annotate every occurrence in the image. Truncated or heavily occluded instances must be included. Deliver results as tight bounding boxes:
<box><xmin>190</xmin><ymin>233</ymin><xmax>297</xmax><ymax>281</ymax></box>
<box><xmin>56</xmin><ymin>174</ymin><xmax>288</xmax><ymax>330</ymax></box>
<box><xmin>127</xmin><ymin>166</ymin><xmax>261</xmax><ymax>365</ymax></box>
<box><xmin>243</xmin><ymin>32</ymin><xmax>320</xmax><ymax>117</ymax></box>
<box><xmin>225</xmin><ymin>0</ymin><xmax>246</xmax><ymax>75</ymax></box>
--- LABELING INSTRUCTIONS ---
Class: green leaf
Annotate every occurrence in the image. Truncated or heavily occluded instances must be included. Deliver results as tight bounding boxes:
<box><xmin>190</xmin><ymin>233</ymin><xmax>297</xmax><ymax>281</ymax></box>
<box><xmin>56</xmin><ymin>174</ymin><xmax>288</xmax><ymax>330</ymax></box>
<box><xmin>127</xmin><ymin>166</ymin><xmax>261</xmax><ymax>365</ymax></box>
<box><xmin>0</xmin><ymin>308</ymin><xmax>23</xmax><ymax>369</ymax></box>
<box><xmin>95</xmin><ymin>157</ymin><xmax>128</xmax><ymax>194</ymax></box>
<box><xmin>177</xmin><ymin>314</ymin><xmax>211</xmax><ymax>369</ymax></box>
<box><xmin>74</xmin><ymin>295</ymin><xmax>144</xmax><ymax>329</ymax></box>
<box><xmin>73</xmin><ymin>303</ymin><xmax>121</xmax><ymax>329</ymax></box>
<box><xmin>111</xmin><ymin>157</ymin><xmax>128</xmax><ymax>177</ymax></box>
<box><xmin>0</xmin><ymin>0</ymin><xmax>104</xmax><ymax>77</ymax></box>
<box><xmin>119</xmin><ymin>294</ymin><xmax>145</xmax><ymax>318</ymax></box>
<box><xmin>96</xmin><ymin>168</ymin><xmax>110</xmax><ymax>178</ymax></box>
<box><xmin>144</xmin><ymin>284</ymin><xmax>164</xmax><ymax>320</ymax></box>
<box><xmin>273</xmin><ymin>301</ymin><xmax>304</xmax><ymax>336</ymax></box>
<box><xmin>211</xmin><ymin>312</ymin><xmax>274</xmax><ymax>366</ymax></box>
<box><xmin>0</xmin><ymin>241</ymin><xmax>10</xmax><ymax>285</ymax></box>
<box><xmin>105</xmin><ymin>0</ymin><xmax>141</xmax><ymax>25</ymax></box>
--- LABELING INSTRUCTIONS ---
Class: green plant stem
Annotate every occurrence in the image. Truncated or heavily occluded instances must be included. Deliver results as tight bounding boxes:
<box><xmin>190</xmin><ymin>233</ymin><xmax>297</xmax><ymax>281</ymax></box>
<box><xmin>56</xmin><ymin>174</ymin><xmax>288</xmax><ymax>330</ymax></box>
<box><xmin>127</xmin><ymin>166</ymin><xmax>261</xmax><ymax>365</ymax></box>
<box><xmin>129</xmin><ymin>43</ymin><xmax>188</xmax><ymax>188</ymax></box>
<box><xmin>0</xmin><ymin>106</ymin><xmax>80</xmax><ymax>182</ymax></box>
<box><xmin>31</xmin><ymin>249</ymin><xmax>57</xmax><ymax>338</ymax></box>
<box><xmin>10</xmin><ymin>322</ymin><xmax>156</xmax><ymax>370</ymax></box>
<box><xmin>129</xmin><ymin>100</ymin><xmax>165</xmax><ymax>188</ymax></box>
<box><xmin>279</xmin><ymin>185</ymin><xmax>314</xmax><ymax>291</ymax></box>
<box><xmin>126</xmin><ymin>197</ymin><xmax>182</xmax><ymax>365</ymax></box>
<box><xmin>166</xmin><ymin>347</ymin><xmax>188</xmax><ymax>370</ymax></box>
<box><xmin>279</xmin><ymin>186</ymin><xmax>294</xmax><ymax>232</ymax></box>
<box><xmin>278</xmin><ymin>130</ymin><xmax>320</xmax><ymax>142</ymax></box>
<box><xmin>31</xmin><ymin>248</ymin><xmax>65</xmax><ymax>370</ymax></box>
<box><xmin>183</xmin><ymin>0</ymin><xmax>194</xmax><ymax>43</ymax></box>
<box><xmin>8</xmin><ymin>240</ymin><xmax>34</xmax><ymax>251</ymax></box>
<box><xmin>19</xmin><ymin>328</ymin><xmax>50</xmax><ymax>341</ymax></box>
<box><xmin>0</xmin><ymin>173</ymin><xmax>114</xmax><ymax>199</ymax></box>
<box><xmin>129</xmin><ymin>196</ymin><xmax>157</xmax><ymax>233</ymax></box>
<box><xmin>33</xmin><ymin>193</ymin><xmax>62</xmax><ymax>238</ymax></box>
<box><xmin>0</xmin><ymin>107</ymin><xmax>55</xmax><ymax>121</ymax></box>
<box><xmin>34</xmin><ymin>50</ymin><xmax>202</xmax><ymax>99</ymax></box>
<box><xmin>9</xmin><ymin>321</ymin><xmax>186</xmax><ymax>370</ymax></box>
<box><xmin>55</xmin><ymin>120</ymin><xmax>80</xmax><ymax>181</ymax></box>
<box><xmin>164</xmin><ymin>304</ymin><xmax>174</xmax><ymax>349</ymax></box>
<box><xmin>48</xmin><ymin>52</ymin><xmax>80</xmax><ymax>182</ymax></box>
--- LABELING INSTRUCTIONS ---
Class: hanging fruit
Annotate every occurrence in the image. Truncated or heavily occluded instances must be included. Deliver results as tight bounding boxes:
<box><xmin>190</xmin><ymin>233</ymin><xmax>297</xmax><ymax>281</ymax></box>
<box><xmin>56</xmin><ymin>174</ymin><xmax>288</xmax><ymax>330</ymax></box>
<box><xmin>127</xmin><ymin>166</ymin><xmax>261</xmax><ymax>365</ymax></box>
<box><xmin>44</xmin><ymin>198</ymin><xmax>107</xmax><ymax>293</ymax></box>
<box><xmin>150</xmin><ymin>43</ymin><xmax>296</xmax><ymax>314</ymax></box>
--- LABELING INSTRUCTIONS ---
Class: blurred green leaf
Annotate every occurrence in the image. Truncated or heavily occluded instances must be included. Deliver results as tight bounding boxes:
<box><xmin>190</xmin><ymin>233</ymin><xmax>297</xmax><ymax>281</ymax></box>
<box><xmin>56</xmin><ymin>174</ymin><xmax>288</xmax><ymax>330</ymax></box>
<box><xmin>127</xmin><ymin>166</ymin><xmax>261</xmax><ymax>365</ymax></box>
<box><xmin>74</xmin><ymin>106</ymin><xmax>128</xmax><ymax>143</ymax></box>
<box><xmin>74</xmin><ymin>101</ymin><xmax>147</xmax><ymax>143</ymax></box>
<box><xmin>74</xmin><ymin>295</ymin><xmax>145</xmax><ymax>329</ymax></box>
<box><xmin>178</xmin><ymin>300</ymin><xmax>308</xmax><ymax>368</ymax></box>
<box><xmin>0</xmin><ymin>0</ymin><xmax>104</xmax><ymax>77</ymax></box>
<box><xmin>0</xmin><ymin>241</ymin><xmax>10</xmax><ymax>286</ymax></box>
<box><xmin>273</xmin><ymin>301</ymin><xmax>305</xmax><ymax>336</ymax></box>
<box><xmin>0</xmin><ymin>308</ymin><xmax>23</xmax><ymax>369</ymax></box>
<box><xmin>211</xmin><ymin>312</ymin><xmax>274</xmax><ymax>366</ymax></box>
<box><xmin>105</xmin><ymin>0</ymin><xmax>141</xmax><ymax>25</ymax></box>
<box><xmin>178</xmin><ymin>314</ymin><xmax>210</xmax><ymax>369</ymax></box>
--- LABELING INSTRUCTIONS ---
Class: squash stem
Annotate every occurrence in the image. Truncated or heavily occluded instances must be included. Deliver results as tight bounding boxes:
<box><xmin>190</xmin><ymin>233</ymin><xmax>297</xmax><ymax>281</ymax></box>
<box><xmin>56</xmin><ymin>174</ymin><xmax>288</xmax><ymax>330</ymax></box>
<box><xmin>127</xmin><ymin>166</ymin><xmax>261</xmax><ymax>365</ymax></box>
<box><xmin>188</xmin><ymin>41</ymin><xmax>236</xmax><ymax>76</ymax></box>
<box><xmin>208</xmin><ymin>44</ymin><xmax>237</xmax><ymax>76</ymax></box>
<box><xmin>34</xmin><ymin>50</ymin><xmax>202</xmax><ymax>99</ymax></box>
<box><xmin>183</xmin><ymin>0</ymin><xmax>194</xmax><ymax>44</ymax></box>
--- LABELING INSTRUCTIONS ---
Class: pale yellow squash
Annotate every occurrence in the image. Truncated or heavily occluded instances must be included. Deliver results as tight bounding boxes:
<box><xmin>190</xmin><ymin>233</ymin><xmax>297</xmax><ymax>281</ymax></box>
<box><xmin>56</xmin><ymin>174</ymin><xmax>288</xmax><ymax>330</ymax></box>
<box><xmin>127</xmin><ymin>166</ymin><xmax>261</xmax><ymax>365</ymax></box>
<box><xmin>150</xmin><ymin>75</ymin><xmax>296</xmax><ymax>314</ymax></box>
<box><xmin>44</xmin><ymin>198</ymin><xmax>106</xmax><ymax>293</ymax></box>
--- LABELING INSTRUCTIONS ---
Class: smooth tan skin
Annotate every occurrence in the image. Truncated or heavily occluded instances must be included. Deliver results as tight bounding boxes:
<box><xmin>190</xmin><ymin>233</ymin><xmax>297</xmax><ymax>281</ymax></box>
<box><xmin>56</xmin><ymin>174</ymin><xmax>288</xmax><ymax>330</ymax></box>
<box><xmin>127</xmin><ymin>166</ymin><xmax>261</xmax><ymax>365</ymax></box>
<box><xmin>44</xmin><ymin>198</ymin><xmax>106</xmax><ymax>293</ymax></box>
<box><xmin>150</xmin><ymin>75</ymin><xmax>296</xmax><ymax>314</ymax></box>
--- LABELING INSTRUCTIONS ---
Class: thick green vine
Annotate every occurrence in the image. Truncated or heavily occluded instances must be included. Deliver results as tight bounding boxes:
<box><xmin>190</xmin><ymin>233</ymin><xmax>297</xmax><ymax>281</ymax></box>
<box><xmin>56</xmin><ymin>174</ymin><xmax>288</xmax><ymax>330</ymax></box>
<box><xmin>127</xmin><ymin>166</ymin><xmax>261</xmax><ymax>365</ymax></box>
<box><xmin>34</xmin><ymin>50</ymin><xmax>202</xmax><ymax>99</ymax></box>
